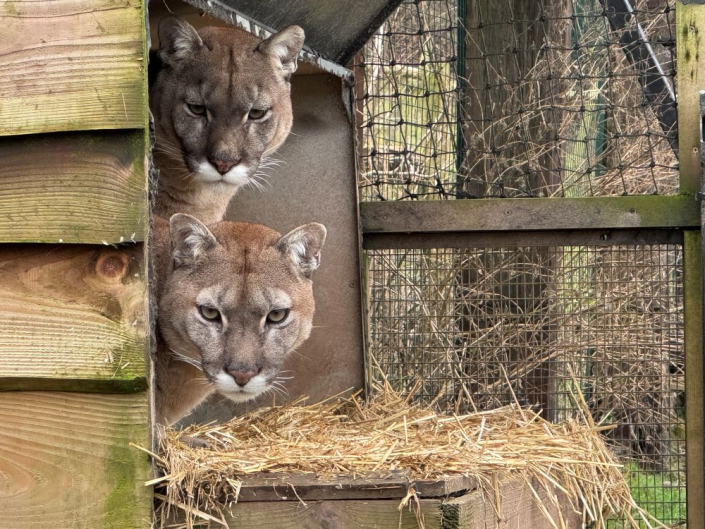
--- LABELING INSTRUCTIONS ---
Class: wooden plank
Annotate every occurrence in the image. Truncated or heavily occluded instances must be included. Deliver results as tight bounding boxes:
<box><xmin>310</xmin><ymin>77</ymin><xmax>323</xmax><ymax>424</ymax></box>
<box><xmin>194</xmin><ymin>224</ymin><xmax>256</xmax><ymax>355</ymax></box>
<box><xmin>0</xmin><ymin>0</ymin><xmax>147</xmax><ymax>136</ymax></box>
<box><xmin>236</xmin><ymin>473</ymin><xmax>410</xmax><ymax>502</ymax></box>
<box><xmin>169</xmin><ymin>476</ymin><xmax>578</xmax><ymax>528</ymax></box>
<box><xmin>364</xmin><ymin>229</ymin><xmax>685</xmax><ymax>250</ymax></box>
<box><xmin>441</xmin><ymin>476</ymin><xmax>580</xmax><ymax>529</ymax></box>
<box><xmin>172</xmin><ymin>498</ymin><xmax>443</xmax><ymax>529</ymax></box>
<box><xmin>677</xmin><ymin>0</ymin><xmax>705</xmax><ymax>194</ymax></box>
<box><xmin>0</xmin><ymin>244</ymin><xmax>148</xmax><ymax>392</ymax></box>
<box><xmin>414</xmin><ymin>475</ymin><xmax>477</xmax><ymax>499</ymax></box>
<box><xmin>679</xmin><ymin>3</ymin><xmax>705</xmax><ymax>526</ymax></box>
<box><xmin>0</xmin><ymin>132</ymin><xmax>147</xmax><ymax>244</ymax></box>
<box><xmin>360</xmin><ymin>195</ymin><xmax>700</xmax><ymax>234</ymax></box>
<box><xmin>231</xmin><ymin>472</ymin><xmax>475</xmax><ymax>502</ymax></box>
<box><xmin>0</xmin><ymin>391</ymin><xmax>151</xmax><ymax>528</ymax></box>
<box><xmin>684</xmin><ymin>229</ymin><xmax>705</xmax><ymax>529</ymax></box>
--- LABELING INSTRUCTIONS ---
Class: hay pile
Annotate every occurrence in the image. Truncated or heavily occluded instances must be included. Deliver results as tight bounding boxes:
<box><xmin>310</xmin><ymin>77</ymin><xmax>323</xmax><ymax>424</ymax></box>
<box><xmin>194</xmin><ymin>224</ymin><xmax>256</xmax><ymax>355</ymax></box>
<box><xmin>144</xmin><ymin>382</ymin><xmax>663</xmax><ymax>529</ymax></box>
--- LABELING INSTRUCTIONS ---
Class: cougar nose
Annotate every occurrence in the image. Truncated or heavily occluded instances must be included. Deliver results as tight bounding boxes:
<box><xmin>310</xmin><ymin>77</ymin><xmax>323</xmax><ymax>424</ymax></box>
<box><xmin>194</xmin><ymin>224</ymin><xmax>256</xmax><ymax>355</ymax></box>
<box><xmin>209</xmin><ymin>157</ymin><xmax>241</xmax><ymax>175</ymax></box>
<box><xmin>226</xmin><ymin>364</ymin><xmax>260</xmax><ymax>387</ymax></box>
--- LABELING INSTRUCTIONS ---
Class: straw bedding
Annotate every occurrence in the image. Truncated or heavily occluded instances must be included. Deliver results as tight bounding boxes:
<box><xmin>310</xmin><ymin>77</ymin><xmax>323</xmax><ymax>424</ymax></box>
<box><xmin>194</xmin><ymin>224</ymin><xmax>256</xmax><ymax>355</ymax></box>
<box><xmin>143</xmin><ymin>381</ymin><xmax>664</xmax><ymax>529</ymax></box>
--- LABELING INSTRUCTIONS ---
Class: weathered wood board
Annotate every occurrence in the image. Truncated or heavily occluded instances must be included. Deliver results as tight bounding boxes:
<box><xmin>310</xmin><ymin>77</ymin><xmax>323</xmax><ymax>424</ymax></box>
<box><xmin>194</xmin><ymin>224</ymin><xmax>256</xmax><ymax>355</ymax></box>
<box><xmin>230</xmin><ymin>472</ymin><xmax>476</xmax><ymax>502</ymax></box>
<box><xmin>0</xmin><ymin>132</ymin><xmax>147</xmax><ymax>244</ymax></box>
<box><xmin>442</xmin><ymin>476</ymin><xmax>581</xmax><ymax>529</ymax></box>
<box><xmin>0</xmin><ymin>391</ymin><xmax>151</xmax><ymax>529</ymax></box>
<box><xmin>361</xmin><ymin>195</ymin><xmax>701</xmax><ymax>234</ymax></box>
<box><xmin>0</xmin><ymin>244</ymin><xmax>148</xmax><ymax>392</ymax></box>
<box><xmin>168</xmin><ymin>474</ymin><xmax>579</xmax><ymax>528</ymax></box>
<box><xmin>678</xmin><ymin>3</ymin><xmax>705</xmax><ymax>527</ymax></box>
<box><xmin>170</xmin><ymin>498</ymin><xmax>444</xmax><ymax>529</ymax></box>
<box><xmin>0</xmin><ymin>0</ymin><xmax>147</xmax><ymax>136</ymax></box>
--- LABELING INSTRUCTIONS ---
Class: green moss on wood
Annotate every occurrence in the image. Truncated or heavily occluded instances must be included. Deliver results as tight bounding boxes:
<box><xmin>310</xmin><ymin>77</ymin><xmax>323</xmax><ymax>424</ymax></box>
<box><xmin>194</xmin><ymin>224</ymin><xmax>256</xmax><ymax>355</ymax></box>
<box><xmin>104</xmin><ymin>392</ymin><xmax>152</xmax><ymax>528</ymax></box>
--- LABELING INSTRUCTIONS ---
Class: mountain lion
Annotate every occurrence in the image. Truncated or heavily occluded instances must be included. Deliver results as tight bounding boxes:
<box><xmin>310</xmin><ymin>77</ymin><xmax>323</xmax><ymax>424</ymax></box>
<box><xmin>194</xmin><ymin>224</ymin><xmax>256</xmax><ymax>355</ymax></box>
<box><xmin>150</xmin><ymin>16</ymin><xmax>305</xmax><ymax>224</ymax></box>
<box><xmin>153</xmin><ymin>214</ymin><xmax>326</xmax><ymax>425</ymax></box>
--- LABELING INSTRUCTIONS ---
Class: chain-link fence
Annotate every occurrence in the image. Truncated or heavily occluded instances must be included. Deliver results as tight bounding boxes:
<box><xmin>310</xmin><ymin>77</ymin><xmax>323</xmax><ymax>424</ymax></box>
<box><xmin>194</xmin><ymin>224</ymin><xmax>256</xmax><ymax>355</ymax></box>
<box><xmin>358</xmin><ymin>0</ymin><xmax>678</xmax><ymax>200</ymax></box>
<box><xmin>357</xmin><ymin>0</ymin><xmax>688</xmax><ymax>526</ymax></box>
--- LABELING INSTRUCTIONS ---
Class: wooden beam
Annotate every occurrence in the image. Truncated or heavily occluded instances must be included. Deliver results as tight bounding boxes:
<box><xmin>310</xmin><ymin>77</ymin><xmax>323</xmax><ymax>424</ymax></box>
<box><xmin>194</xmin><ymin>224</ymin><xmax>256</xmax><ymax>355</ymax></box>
<box><xmin>685</xmin><ymin>230</ymin><xmax>705</xmax><ymax>529</ymax></box>
<box><xmin>678</xmin><ymin>2</ymin><xmax>705</xmax><ymax>526</ymax></box>
<box><xmin>677</xmin><ymin>0</ymin><xmax>705</xmax><ymax>194</ymax></box>
<box><xmin>364</xmin><ymin>229</ymin><xmax>684</xmax><ymax>250</ymax></box>
<box><xmin>234</xmin><ymin>473</ymin><xmax>412</xmax><ymax>502</ymax></box>
<box><xmin>210</xmin><ymin>472</ymin><xmax>476</xmax><ymax>503</ymax></box>
<box><xmin>169</xmin><ymin>498</ymin><xmax>444</xmax><ymax>529</ymax></box>
<box><xmin>0</xmin><ymin>132</ymin><xmax>147</xmax><ymax>244</ymax></box>
<box><xmin>0</xmin><ymin>244</ymin><xmax>148</xmax><ymax>392</ymax></box>
<box><xmin>361</xmin><ymin>195</ymin><xmax>700</xmax><ymax>234</ymax></box>
<box><xmin>0</xmin><ymin>391</ymin><xmax>151</xmax><ymax>528</ymax></box>
<box><xmin>0</xmin><ymin>0</ymin><xmax>147</xmax><ymax>136</ymax></box>
<box><xmin>167</xmin><ymin>476</ymin><xmax>578</xmax><ymax>528</ymax></box>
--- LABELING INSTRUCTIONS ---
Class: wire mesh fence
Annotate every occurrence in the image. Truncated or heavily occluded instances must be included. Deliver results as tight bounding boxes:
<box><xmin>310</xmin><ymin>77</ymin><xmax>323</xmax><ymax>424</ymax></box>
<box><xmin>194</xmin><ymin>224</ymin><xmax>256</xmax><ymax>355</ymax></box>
<box><xmin>357</xmin><ymin>0</ymin><xmax>678</xmax><ymax>200</ymax></box>
<box><xmin>358</xmin><ymin>0</ymin><xmax>690</xmax><ymax>525</ymax></box>
<box><xmin>365</xmin><ymin>243</ymin><xmax>685</xmax><ymax>526</ymax></box>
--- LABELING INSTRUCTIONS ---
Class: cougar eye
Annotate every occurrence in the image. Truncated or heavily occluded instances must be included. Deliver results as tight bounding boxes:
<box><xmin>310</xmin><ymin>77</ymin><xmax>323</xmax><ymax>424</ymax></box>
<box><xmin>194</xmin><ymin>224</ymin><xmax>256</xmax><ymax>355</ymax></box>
<box><xmin>266</xmin><ymin>308</ymin><xmax>289</xmax><ymax>324</ymax></box>
<box><xmin>248</xmin><ymin>108</ymin><xmax>268</xmax><ymax>120</ymax></box>
<box><xmin>198</xmin><ymin>305</ymin><xmax>221</xmax><ymax>322</ymax></box>
<box><xmin>187</xmin><ymin>103</ymin><xmax>206</xmax><ymax>116</ymax></box>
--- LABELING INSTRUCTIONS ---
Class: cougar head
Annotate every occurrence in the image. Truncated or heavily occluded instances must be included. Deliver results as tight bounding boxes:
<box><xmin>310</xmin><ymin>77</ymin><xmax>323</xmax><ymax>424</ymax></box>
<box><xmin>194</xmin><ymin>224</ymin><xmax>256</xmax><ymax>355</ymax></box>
<box><xmin>158</xmin><ymin>214</ymin><xmax>326</xmax><ymax>403</ymax></box>
<box><xmin>151</xmin><ymin>16</ymin><xmax>304</xmax><ymax>189</ymax></box>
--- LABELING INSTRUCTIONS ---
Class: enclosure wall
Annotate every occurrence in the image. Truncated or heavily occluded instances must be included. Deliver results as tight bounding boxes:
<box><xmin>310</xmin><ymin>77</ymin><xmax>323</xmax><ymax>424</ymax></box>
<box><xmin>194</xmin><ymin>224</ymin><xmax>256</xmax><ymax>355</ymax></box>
<box><xmin>356</xmin><ymin>0</ymin><xmax>705</xmax><ymax>526</ymax></box>
<box><xmin>0</xmin><ymin>0</ymin><xmax>153</xmax><ymax>526</ymax></box>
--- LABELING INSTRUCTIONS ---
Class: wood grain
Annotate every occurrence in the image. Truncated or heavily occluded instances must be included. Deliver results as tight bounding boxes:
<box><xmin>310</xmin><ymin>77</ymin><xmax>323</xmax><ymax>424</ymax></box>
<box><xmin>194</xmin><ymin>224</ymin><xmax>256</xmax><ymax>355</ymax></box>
<box><xmin>677</xmin><ymin>0</ymin><xmax>705</xmax><ymax>194</ymax></box>
<box><xmin>0</xmin><ymin>132</ymin><xmax>147</xmax><ymax>244</ymax></box>
<box><xmin>361</xmin><ymin>195</ymin><xmax>700</xmax><ymax>234</ymax></box>
<box><xmin>172</xmin><ymin>498</ymin><xmax>443</xmax><ymax>529</ymax></box>
<box><xmin>0</xmin><ymin>391</ymin><xmax>151</xmax><ymax>528</ymax></box>
<box><xmin>0</xmin><ymin>244</ymin><xmax>148</xmax><ymax>392</ymax></box>
<box><xmin>442</xmin><ymin>476</ymin><xmax>580</xmax><ymax>529</ymax></box>
<box><xmin>678</xmin><ymin>3</ymin><xmax>705</xmax><ymax>526</ymax></box>
<box><xmin>684</xmin><ymin>230</ymin><xmax>704</xmax><ymax>529</ymax></box>
<box><xmin>230</xmin><ymin>472</ymin><xmax>475</xmax><ymax>502</ymax></box>
<box><xmin>235</xmin><ymin>472</ymin><xmax>411</xmax><ymax>502</ymax></box>
<box><xmin>170</xmin><ymin>476</ymin><xmax>578</xmax><ymax>528</ymax></box>
<box><xmin>0</xmin><ymin>0</ymin><xmax>146</xmax><ymax>135</ymax></box>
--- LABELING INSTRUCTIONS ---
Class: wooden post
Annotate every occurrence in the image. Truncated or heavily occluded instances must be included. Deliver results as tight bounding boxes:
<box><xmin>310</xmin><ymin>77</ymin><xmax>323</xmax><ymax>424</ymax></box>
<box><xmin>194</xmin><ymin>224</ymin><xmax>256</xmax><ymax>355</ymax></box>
<box><xmin>0</xmin><ymin>0</ymin><xmax>152</xmax><ymax>526</ymax></box>
<box><xmin>677</xmin><ymin>1</ymin><xmax>705</xmax><ymax>526</ymax></box>
<box><xmin>684</xmin><ymin>230</ymin><xmax>704</xmax><ymax>529</ymax></box>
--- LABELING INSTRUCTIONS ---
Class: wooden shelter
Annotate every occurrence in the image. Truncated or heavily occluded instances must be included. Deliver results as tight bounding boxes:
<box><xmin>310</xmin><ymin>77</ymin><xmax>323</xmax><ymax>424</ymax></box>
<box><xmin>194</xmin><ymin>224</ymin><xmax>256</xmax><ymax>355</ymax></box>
<box><xmin>0</xmin><ymin>0</ymin><xmax>394</xmax><ymax>525</ymax></box>
<box><xmin>0</xmin><ymin>0</ymin><xmax>152</xmax><ymax>526</ymax></box>
<box><xmin>2</xmin><ymin>0</ymin><xmax>705</xmax><ymax>527</ymax></box>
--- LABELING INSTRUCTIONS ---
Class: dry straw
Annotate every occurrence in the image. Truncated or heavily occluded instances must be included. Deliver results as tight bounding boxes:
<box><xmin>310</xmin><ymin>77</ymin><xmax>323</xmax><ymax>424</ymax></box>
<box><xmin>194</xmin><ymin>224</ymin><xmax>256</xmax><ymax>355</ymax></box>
<box><xmin>142</xmin><ymin>377</ymin><xmax>665</xmax><ymax>529</ymax></box>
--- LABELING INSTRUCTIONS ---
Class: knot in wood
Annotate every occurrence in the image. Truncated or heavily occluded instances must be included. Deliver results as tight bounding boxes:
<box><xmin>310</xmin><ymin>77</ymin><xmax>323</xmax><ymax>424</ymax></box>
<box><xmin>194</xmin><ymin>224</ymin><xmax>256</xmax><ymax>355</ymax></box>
<box><xmin>95</xmin><ymin>251</ymin><xmax>129</xmax><ymax>282</ymax></box>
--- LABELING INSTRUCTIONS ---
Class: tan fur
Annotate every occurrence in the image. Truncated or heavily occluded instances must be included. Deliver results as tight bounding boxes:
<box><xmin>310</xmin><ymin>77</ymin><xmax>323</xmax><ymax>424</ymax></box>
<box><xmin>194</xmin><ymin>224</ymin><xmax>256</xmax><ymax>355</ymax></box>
<box><xmin>153</xmin><ymin>215</ymin><xmax>325</xmax><ymax>425</ymax></box>
<box><xmin>150</xmin><ymin>17</ymin><xmax>304</xmax><ymax>224</ymax></box>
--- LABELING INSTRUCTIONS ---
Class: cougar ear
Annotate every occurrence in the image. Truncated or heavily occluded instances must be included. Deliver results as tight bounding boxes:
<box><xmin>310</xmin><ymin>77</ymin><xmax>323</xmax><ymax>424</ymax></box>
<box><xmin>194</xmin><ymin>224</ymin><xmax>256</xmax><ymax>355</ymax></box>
<box><xmin>158</xmin><ymin>16</ymin><xmax>203</xmax><ymax>66</ymax></box>
<box><xmin>276</xmin><ymin>223</ymin><xmax>327</xmax><ymax>278</ymax></box>
<box><xmin>169</xmin><ymin>214</ymin><xmax>218</xmax><ymax>269</ymax></box>
<box><xmin>256</xmin><ymin>25</ymin><xmax>305</xmax><ymax>76</ymax></box>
